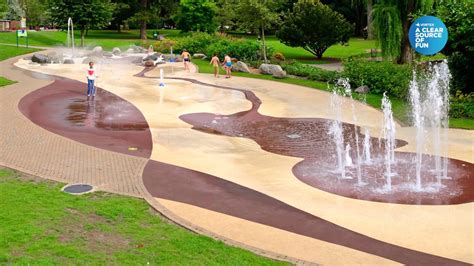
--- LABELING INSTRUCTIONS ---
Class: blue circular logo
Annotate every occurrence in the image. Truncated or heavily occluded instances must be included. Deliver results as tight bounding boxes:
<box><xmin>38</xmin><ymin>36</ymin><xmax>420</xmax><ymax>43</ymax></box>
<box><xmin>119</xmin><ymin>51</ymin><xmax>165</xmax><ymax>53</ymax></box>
<box><xmin>409</xmin><ymin>16</ymin><xmax>448</xmax><ymax>55</ymax></box>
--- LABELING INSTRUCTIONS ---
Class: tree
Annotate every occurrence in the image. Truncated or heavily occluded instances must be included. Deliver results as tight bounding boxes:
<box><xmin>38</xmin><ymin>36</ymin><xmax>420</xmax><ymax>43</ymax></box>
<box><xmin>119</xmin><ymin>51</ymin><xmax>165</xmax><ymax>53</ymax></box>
<box><xmin>437</xmin><ymin>1</ymin><xmax>474</xmax><ymax>93</ymax></box>
<box><xmin>48</xmin><ymin>0</ymin><xmax>115</xmax><ymax>47</ymax></box>
<box><xmin>372</xmin><ymin>0</ymin><xmax>459</xmax><ymax>64</ymax></box>
<box><xmin>5</xmin><ymin>0</ymin><xmax>25</xmax><ymax>20</ymax></box>
<box><xmin>111</xmin><ymin>0</ymin><xmax>138</xmax><ymax>32</ymax></box>
<box><xmin>18</xmin><ymin>0</ymin><xmax>50</xmax><ymax>27</ymax></box>
<box><xmin>0</xmin><ymin>1</ymin><xmax>8</xmax><ymax>19</ymax></box>
<box><xmin>174</xmin><ymin>0</ymin><xmax>218</xmax><ymax>33</ymax></box>
<box><xmin>235</xmin><ymin>0</ymin><xmax>280</xmax><ymax>63</ymax></box>
<box><xmin>277</xmin><ymin>0</ymin><xmax>353</xmax><ymax>59</ymax></box>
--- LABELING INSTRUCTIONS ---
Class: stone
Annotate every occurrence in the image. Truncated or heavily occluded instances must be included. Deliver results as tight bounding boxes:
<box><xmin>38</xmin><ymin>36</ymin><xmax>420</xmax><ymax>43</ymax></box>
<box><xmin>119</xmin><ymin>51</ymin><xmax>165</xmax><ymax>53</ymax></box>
<box><xmin>31</xmin><ymin>54</ymin><xmax>51</xmax><ymax>64</ymax></box>
<box><xmin>232</xmin><ymin>61</ymin><xmax>250</xmax><ymax>73</ymax></box>
<box><xmin>82</xmin><ymin>56</ymin><xmax>101</xmax><ymax>64</ymax></box>
<box><xmin>259</xmin><ymin>63</ymin><xmax>284</xmax><ymax>75</ymax></box>
<box><xmin>63</xmin><ymin>59</ymin><xmax>74</xmax><ymax>64</ymax></box>
<box><xmin>272</xmin><ymin>70</ymin><xmax>287</xmax><ymax>79</ymax></box>
<box><xmin>143</xmin><ymin>54</ymin><xmax>158</xmax><ymax>61</ymax></box>
<box><xmin>193</xmin><ymin>53</ymin><xmax>206</xmax><ymax>59</ymax></box>
<box><xmin>89</xmin><ymin>46</ymin><xmax>103</xmax><ymax>57</ymax></box>
<box><xmin>23</xmin><ymin>56</ymin><xmax>32</xmax><ymax>60</ymax></box>
<box><xmin>128</xmin><ymin>45</ymin><xmax>147</xmax><ymax>53</ymax></box>
<box><xmin>355</xmin><ymin>85</ymin><xmax>370</xmax><ymax>94</ymax></box>
<box><xmin>112</xmin><ymin>47</ymin><xmax>121</xmax><ymax>56</ymax></box>
<box><xmin>144</xmin><ymin>60</ymin><xmax>155</xmax><ymax>67</ymax></box>
<box><xmin>47</xmin><ymin>52</ymin><xmax>63</xmax><ymax>64</ymax></box>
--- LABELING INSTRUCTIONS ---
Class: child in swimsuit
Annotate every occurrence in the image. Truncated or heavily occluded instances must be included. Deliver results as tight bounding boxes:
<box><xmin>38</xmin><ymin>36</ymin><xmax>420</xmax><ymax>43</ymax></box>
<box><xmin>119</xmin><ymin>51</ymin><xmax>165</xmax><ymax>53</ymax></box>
<box><xmin>209</xmin><ymin>54</ymin><xmax>220</xmax><ymax>78</ymax></box>
<box><xmin>181</xmin><ymin>49</ymin><xmax>191</xmax><ymax>72</ymax></box>
<box><xmin>223</xmin><ymin>54</ymin><xmax>232</xmax><ymax>78</ymax></box>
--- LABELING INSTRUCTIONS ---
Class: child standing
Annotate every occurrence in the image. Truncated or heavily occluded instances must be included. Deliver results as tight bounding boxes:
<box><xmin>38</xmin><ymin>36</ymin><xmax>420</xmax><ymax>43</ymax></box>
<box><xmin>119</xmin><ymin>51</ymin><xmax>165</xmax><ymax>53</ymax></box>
<box><xmin>209</xmin><ymin>54</ymin><xmax>220</xmax><ymax>78</ymax></box>
<box><xmin>223</xmin><ymin>54</ymin><xmax>232</xmax><ymax>79</ymax></box>
<box><xmin>86</xmin><ymin>61</ymin><xmax>97</xmax><ymax>97</ymax></box>
<box><xmin>181</xmin><ymin>49</ymin><xmax>191</xmax><ymax>72</ymax></box>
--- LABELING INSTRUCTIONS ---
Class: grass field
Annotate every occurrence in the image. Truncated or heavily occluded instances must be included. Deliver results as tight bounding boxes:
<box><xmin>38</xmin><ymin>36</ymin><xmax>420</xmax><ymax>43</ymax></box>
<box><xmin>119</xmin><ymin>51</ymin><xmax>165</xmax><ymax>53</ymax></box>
<box><xmin>0</xmin><ymin>77</ymin><xmax>16</xmax><ymax>87</ymax></box>
<box><xmin>0</xmin><ymin>45</ymin><xmax>41</xmax><ymax>87</ymax></box>
<box><xmin>0</xmin><ymin>168</ymin><xmax>287</xmax><ymax>265</ymax></box>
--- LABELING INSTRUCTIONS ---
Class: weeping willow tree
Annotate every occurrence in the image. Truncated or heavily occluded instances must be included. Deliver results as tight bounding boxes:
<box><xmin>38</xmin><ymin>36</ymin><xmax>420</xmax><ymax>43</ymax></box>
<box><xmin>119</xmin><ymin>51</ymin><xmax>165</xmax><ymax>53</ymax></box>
<box><xmin>372</xmin><ymin>0</ymin><xmax>461</xmax><ymax>64</ymax></box>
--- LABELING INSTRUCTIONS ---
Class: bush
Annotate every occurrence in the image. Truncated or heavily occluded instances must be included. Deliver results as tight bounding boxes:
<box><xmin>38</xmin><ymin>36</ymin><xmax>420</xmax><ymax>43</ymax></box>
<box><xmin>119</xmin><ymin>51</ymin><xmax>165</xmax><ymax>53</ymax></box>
<box><xmin>281</xmin><ymin>61</ymin><xmax>340</xmax><ymax>82</ymax></box>
<box><xmin>449</xmin><ymin>91</ymin><xmax>474</xmax><ymax>118</ymax></box>
<box><xmin>343</xmin><ymin>59</ymin><xmax>412</xmax><ymax>97</ymax></box>
<box><xmin>206</xmin><ymin>39</ymin><xmax>262</xmax><ymax>61</ymax></box>
<box><xmin>151</xmin><ymin>39</ymin><xmax>177</xmax><ymax>54</ymax></box>
<box><xmin>272</xmin><ymin>52</ymin><xmax>285</xmax><ymax>61</ymax></box>
<box><xmin>174</xmin><ymin>32</ymin><xmax>219</xmax><ymax>54</ymax></box>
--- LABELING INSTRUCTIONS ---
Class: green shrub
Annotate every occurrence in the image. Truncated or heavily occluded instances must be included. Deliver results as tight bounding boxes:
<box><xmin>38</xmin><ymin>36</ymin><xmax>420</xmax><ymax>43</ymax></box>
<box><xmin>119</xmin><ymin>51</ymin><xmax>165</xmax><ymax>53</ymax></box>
<box><xmin>281</xmin><ymin>61</ymin><xmax>340</xmax><ymax>82</ymax></box>
<box><xmin>151</xmin><ymin>39</ymin><xmax>177</xmax><ymax>54</ymax></box>
<box><xmin>206</xmin><ymin>39</ymin><xmax>262</xmax><ymax>61</ymax></box>
<box><xmin>449</xmin><ymin>91</ymin><xmax>474</xmax><ymax>118</ymax></box>
<box><xmin>343</xmin><ymin>59</ymin><xmax>412</xmax><ymax>97</ymax></box>
<box><xmin>174</xmin><ymin>32</ymin><xmax>220</xmax><ymax>54</ymax></box>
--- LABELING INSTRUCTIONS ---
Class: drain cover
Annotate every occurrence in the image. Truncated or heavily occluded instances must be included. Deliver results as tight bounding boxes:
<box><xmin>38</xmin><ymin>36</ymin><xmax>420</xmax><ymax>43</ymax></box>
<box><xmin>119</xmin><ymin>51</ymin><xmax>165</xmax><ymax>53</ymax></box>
<box><xmin>62</xmin><ymin>184</ymin><xmax>94</xmax><ymax>194</ymax></box>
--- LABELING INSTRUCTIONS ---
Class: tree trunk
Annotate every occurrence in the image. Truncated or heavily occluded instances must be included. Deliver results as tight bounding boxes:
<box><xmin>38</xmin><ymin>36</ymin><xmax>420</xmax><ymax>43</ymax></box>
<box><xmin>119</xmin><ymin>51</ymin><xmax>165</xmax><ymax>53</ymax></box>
<box><xmin>367</xmin><ymin>0</ymin><xmax>374</xmax><ymax>39</ymax></box>
<box><xmin>398</xmin><ymin>0</ymin><xmax>414</xmax><ymax>64</ymax></box>
<box><xmin>80</xmin><ymin>29</ymin><xmax>85</xmax><ymax>47</ymax></box>
<box><xmin>139</xmin><ymin>0</ymin><xmax>148</xmax><ymax>40</ymax></box>
<box><xmin>117</xmin><ymin>22</ymin><xmax>121</xmax><ymax>33</ymax></box>
<box><xmin>261</xmin><ymin>26</ymin><xmax>268</xmax><ymax>63</ymax></box>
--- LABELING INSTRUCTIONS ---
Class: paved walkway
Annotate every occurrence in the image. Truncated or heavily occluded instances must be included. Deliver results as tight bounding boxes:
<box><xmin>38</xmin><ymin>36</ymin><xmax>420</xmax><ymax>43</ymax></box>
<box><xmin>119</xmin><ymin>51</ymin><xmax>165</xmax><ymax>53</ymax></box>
<box><xmin>2</xmin><ymin>51</ymin><xmax>473</xmax><ymax>265</ymax></box>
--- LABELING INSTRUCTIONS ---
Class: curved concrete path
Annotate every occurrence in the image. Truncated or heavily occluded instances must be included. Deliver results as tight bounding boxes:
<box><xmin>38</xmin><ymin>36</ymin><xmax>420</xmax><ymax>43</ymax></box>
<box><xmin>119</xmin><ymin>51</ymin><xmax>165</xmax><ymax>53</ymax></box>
<box><xmin>2</xmin><ymin>51</ymin><xmax>473</xmax><ymax>265</ymax></box>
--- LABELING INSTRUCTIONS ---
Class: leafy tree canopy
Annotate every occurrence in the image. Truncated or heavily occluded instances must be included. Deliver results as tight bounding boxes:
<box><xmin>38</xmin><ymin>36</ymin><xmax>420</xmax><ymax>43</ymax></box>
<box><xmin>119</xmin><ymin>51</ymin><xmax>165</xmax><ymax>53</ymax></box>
<box><xmin>47</xmin><ymin>0</ymin><xmax>115</xmax><ymax>46</ymax></box>
<box><xmin>277</xmin><ymin>0</ymin><xmax>353</xmax><ymax>59</ymax></box>
<box><xmin>174</xmin><ymin>0</ymin><xmax>218</xmax><ymax>33</ymax></box>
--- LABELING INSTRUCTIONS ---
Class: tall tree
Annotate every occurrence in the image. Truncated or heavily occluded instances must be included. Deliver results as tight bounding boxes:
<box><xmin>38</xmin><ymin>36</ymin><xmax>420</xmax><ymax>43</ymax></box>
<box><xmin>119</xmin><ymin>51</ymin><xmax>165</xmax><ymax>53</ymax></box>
<box><xmin>19</xmin><ymin>0</ymin><xmax>49</xmax><ymax>27</ymax></box>
<box><xmin>277</xmin><ymin>0</ymin><xmax>353</xmax><ymax>59</ymax></box>
<box><xmin>130</xmin><ymin>0</ymin><xmax>178</xmax><ymax>39</ymax></box>
<box><xmin>234</xmin><ymin>0</ymin><xmax>280</xmax><ymax>63</ymax></box>
<box><xmin>48</xmin><ymin>0</ymin><xmax>115</xmax><ymax>47</ymax></box>
<box><xmin>174</xmin><ymin>0</ymin><xmax>218</xmax><ymax>33</ymax></box>
<box><xmin>372</xmin><ymin>0</ymin><xmax>458</xmax><ymax>64</ymax></box>
<box><xmin>5</xmin><ymin>0</ymin><xmax>25</xmax><ymax>20</ymax></box>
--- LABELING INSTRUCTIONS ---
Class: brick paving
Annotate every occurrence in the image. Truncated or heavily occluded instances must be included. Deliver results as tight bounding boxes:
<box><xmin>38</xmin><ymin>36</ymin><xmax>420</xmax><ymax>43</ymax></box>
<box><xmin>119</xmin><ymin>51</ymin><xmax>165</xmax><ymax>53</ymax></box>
<box><xmin>0</xmin><ymin>53</ymin><xmax>313</xmax><ymax>265</ymax></box>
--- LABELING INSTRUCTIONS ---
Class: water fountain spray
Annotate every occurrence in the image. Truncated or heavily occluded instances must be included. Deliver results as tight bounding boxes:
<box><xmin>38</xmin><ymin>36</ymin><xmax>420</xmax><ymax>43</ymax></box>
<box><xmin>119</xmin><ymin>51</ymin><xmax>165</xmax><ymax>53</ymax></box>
<box><xmin>381</xmin><ymin>92</ymin><xmax>397</xmax><ymax>190</ymax></box>
<box><xmin>67</xmin><ymin>17</ymin><xmax>75</xmax><ymax>58</ymax></box>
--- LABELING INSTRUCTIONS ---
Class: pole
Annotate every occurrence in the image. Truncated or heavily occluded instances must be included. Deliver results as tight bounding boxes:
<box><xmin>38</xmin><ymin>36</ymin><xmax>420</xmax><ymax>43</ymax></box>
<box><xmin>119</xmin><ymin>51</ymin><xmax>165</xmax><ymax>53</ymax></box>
<box><xmin>16</xmin><ymin>32</ymin><xmax>19</xmax><ymax>48</ymax></box>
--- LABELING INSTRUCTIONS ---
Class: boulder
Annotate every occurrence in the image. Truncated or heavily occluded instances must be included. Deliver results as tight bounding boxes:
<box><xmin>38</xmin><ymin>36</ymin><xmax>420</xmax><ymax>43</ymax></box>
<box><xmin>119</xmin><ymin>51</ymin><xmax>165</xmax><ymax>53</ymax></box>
<box><xmin>272</xmin><ymin>70</ymin><xmax>287</xmax><ymax>79</ymax></box>
<box><xmin>128</xmin><ymin>45</ymin><xmax>147</xmax><ymax>54</ymax></box>
<box><xmin>259</xmin><ymin>63</ymin><xmax>284</xmax><ymax>75</ymax></box>
<box><xmin>232</xmin><ymin>61</ymin><xmax>250</xmax><ymax>73</ymax></box>
<box><xmin>82</xmin><ymin>56</ymin><xmax>101</xmax><ymax>64</ymax></box>
<box><xmin>112</xmin><ymin>47</ymin><xmax>121</xmax><ymax>56</ymax></box>
<box><xmin>144</xmin><ymin>60</ymin><xmax>155</xmax><ymax>67</ymax></box>
<box><xmin>91</xmin><ymin>46</ymin><xmax>103</xmax><ymax>54</ymax></box>
<box><xmin>63</xmin><ymin>59</ymin><xmax>75</xmax><ymax>64</ymax></box>
<box><xmin>31</xmin><ymin>54</ymin><xmax>51</xmax><ymax>64</ymax></box>
<box><xmin>23</xmin><ymin>56</ymin><xmax>32</xmax><ymax>60</ymax></box>
<box><xmin>193</xmin><ymin>53</ymin><xmax>206</xmax><ymax>59</ymax></box>
<box><xmin>355</xmin><ymin>85</ymin><xmax>370</xmax><ymax>94</ymax></box>
<box><xmin>47</xmin><ymin>52</ymin><xmax>63</xmax><ymax>64</ymax></box>
<box><xmin>143</xmin><ymin>54</ymin><xmax>158</xmax><ymax>61</ymax></box>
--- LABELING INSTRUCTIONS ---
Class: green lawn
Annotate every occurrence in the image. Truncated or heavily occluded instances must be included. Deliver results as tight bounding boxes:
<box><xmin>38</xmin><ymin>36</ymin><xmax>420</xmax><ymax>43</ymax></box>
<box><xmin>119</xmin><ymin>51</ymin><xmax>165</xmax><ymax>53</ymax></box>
<box><xmin>0</xmin><ymin>29</ymin><xmax>184</xmax><ymax>50</ymax></box>
<box><xmin>0</xmin><ymin>77</ymin><xmax>16</xmax><ymax>87</ymax></box>
<box><xmin>193</xmin><ymin>59</ymin><xmax>473</xmax><ymax>129</ymax></box>
<box><xmin>0</xmin><ymin>45</ymin><xmax>41</xmax><ymax>87</ymax></box>
<box><xmin>0</xmin><ymin>44</ymin><xmax>41</xmax><ymax>61</ymax></box>
<box><xmin>0</xmin><ymin>168</ymin><xmax>287</xmax><ymax>265</ymax></box>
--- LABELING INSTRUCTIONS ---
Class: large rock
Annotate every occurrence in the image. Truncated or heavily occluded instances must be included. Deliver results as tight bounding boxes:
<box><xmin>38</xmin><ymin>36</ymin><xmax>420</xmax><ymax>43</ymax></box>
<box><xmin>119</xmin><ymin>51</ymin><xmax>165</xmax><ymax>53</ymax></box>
<box><xmin>47</xmin><ymin>52</ymin><xmax>63</xmax><ymax>64</ymax></box>
<box><xmin>112</xmin><ymin>47</ymin><xmax>121</xmax><ymax>56</ymax></box>
<box><xmin>63</xmin><ymin>59</ymin><xmax>74</xmax><ymax>64</ymax></box>
<box><xmin>143</xmin><ymin>54</ymin><xmax>158</xmax><ymax>61</ymax></box>
<box><xmin>82</xmin><ymin>56</ymin><xmax>101</xmax><ymax>64</ymax></box>
<box><xmin>193</xmin><ymin>53</ymin><xmax>206</xmax><ymax>59</ymax></box>
<box><xmin>232</xmin><ymin>61</ymin><xmax>250</xmax><ymax>73</ymax></box>
<box><xmin>272</xmin><ymin>70</ymin><xmax>287</xmax><ymax>79</ymax></box>
<box><xmin>259</xmin><ymin>63</ymin><xmax>284</xmax><ymax>75</ymax></box>
<box><xmin>32</xmin><ymin>54</ymin><xmax>51</xmax><ymax>64</ymax></box>
<box><xmin>88</xmin><ymin>46</ymin><xmax>103</xmax><ymax>57</ymax></box>
<box><xmin>355</xmin><ymin>85</ymin><xmax>370</xmax><ymax>94</ymax></box>
<box><xmin>128</xmin><ymin>45</ymin><xmax>147</xmax><ymax>54</ymax></box>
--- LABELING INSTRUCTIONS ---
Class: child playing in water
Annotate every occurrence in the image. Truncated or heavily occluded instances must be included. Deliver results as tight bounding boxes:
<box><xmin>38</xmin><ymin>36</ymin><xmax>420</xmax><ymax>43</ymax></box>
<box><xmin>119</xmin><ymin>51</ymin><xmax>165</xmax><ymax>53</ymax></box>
<box><xmin>222</xmin><ymin>54</ymin><xmax>232</xmax><ymax>79</ymax></box>
<box><xmin>181</xmin><ymin>49</ymin><xmax>191</xmax><ymax>72</ymax></box>
<box><xmin>209</xmin><ymin>54</ymin><xmax>220</xmax><ymax>78</ymax></box>
<box><xmin>86</xmin><ymin>61</ymin><xmax>97</xmax><ymax>97</ymax></box>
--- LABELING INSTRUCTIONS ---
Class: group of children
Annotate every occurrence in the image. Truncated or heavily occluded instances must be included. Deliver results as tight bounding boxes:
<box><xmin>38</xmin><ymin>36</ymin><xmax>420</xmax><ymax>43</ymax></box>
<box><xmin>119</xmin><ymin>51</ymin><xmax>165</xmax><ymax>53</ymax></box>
<box><xmin>85</xmin><ymin>49</ymin><xmax>235</xmax><ymax>97</ymax></box>
<box><xmin>181</xmin><ymin>49</ymin><xmax>233</xmax><ymax>79</ymax></box>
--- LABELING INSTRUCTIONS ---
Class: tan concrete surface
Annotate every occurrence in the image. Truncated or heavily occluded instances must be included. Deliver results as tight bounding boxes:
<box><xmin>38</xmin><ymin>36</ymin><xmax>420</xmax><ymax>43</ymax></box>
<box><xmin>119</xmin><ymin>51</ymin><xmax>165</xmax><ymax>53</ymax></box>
<box><xmin>12</xmin><ymin>58</ymin><xmax>474</xmax><ymax>264</ymax></box>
